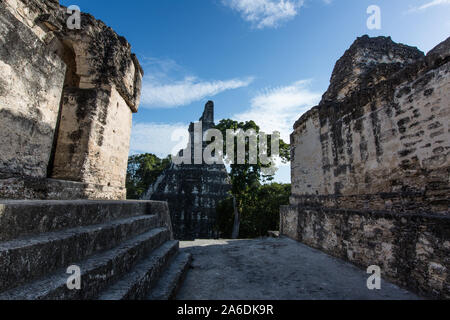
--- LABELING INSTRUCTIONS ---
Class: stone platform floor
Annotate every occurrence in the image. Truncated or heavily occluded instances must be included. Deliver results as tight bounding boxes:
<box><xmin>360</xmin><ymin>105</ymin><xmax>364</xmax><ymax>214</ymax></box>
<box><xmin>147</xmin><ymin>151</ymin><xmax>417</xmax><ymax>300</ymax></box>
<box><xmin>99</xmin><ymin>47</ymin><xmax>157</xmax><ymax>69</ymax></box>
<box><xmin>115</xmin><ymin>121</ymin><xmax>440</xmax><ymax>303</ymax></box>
<box><xmin>176</xmin><ymin>237</ymin><xmax>421</xmax><ymax>300</ymax></box>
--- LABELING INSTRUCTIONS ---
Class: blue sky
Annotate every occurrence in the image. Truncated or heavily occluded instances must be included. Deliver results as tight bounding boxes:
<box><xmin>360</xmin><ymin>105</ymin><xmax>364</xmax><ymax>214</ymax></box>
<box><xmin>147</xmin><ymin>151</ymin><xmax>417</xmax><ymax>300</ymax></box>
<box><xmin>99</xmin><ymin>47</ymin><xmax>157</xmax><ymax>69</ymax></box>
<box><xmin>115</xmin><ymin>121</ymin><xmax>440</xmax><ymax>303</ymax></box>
<box><xmin>61</xmin><ymin>0</ymin><xmax>449</xmax><ymax>183</ymax></box>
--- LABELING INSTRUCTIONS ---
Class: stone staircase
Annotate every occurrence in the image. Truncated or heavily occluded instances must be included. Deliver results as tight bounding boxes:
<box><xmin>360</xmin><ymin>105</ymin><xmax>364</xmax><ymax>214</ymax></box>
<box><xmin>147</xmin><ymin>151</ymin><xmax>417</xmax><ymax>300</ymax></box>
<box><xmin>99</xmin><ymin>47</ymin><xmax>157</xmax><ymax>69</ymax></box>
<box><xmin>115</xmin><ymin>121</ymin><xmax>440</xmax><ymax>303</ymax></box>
<box><xmin>0</xmin><ymin>200</ymin><xmax>191</xmax><ymax>300</ymax></box>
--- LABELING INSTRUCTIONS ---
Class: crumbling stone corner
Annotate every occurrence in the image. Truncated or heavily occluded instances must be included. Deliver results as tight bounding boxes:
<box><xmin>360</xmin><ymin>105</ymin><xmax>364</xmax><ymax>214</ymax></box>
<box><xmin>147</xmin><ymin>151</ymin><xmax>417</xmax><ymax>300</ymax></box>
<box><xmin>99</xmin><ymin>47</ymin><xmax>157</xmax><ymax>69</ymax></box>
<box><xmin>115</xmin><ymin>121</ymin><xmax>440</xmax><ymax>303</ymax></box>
<box><xmin>0</xmin><ymin>0</ymin><xmax>143</xmax><ymax>200</ymax></box>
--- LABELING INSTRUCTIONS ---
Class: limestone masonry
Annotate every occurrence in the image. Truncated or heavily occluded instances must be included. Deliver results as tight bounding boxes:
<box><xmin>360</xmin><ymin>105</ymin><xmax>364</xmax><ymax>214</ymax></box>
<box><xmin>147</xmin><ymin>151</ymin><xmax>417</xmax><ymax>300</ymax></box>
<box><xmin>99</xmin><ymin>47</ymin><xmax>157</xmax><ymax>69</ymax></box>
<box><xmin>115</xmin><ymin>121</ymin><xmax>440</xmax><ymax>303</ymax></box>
<box><xmin>281</xmin><ymin>35</ymin><xmax>450</xmax><ymax>299</ymax></box>
<box><xmin>0</xmin><ymin>0</ymin><xmax>143</xmax><ymax>200</ymax></box>
<box><xmin>0</xmin><ymin>0</ymin><xmax>190</xmax><ymax>300</ymax></box>
<box><xmin>0</xmin><ymin>200</ymin><xmax>191</xmax><ymax>300</ymax></box>
<box><xmin>143</xmin><ymin>101</ymin><xmax>231</xmax><ymax>240</ymax></box>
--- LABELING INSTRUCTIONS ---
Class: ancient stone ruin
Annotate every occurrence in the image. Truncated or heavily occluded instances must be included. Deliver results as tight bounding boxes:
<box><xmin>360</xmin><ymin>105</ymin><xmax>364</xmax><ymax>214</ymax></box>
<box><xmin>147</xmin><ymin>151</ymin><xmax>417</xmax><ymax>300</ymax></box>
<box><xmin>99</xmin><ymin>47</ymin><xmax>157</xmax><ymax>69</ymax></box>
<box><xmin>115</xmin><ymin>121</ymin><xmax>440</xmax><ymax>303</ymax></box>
<box><xmin>143</xmin><ymin>101</ymin><xmax>231</xmax><ymax>240</ymax></box>
<box><xmin>0</xmin><ymin>0</ymin><xmax>190</xmax><ymax>300</ymax></box>
<box><xmin>0</xmin><ymin>0</ymin><xmax>143</xmax><ymax>200</ymax></box>
<box><xmin>281</xmin><ymin>35</ymin><xmax>450</xmax><ymax>299</ymax></box>
<box><xmin>1</xmin><ymin>0</ymin><xmax>448</xmax><ymax>302</ymax></box>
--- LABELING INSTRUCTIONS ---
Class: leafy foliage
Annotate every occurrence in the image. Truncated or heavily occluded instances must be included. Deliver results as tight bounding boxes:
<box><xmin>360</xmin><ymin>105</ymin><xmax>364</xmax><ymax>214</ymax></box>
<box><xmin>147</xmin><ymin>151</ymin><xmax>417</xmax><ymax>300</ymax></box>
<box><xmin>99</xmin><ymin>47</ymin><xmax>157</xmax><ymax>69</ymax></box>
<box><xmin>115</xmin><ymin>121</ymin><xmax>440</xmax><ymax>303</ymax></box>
<box><xmin>216</xmin><ymin>183</ymin><xmax>291</xmax><ymax>238</ymax></box>
<box><xmin>214</xmin><ymin>119</ymin><xmax>290</xmax><ymax>192</ymax></box>
<box><xmin>126</xmin><ymin>153</ymin><xmax>171</xmax><ymax>199</ymax></box>
<box><xmin>214</xmin><ymin>119</ymin><xmax>291</xmax><ymax>238</ymax></box>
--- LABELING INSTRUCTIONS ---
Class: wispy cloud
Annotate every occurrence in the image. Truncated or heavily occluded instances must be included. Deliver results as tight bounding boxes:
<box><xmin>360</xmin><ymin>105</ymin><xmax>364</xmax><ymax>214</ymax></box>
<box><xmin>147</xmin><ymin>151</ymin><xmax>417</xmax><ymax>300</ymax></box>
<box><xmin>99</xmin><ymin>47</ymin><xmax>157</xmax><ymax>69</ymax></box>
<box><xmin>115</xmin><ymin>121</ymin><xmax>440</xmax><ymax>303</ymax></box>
<box><xmin>139</xmin><ymin>55</ymin><xmax>253</xmax><ymax>108</ymax></box>
<box><xmin>141</xmin><ymin>76</ymin><xmax>254</xmax><ymax>108</ymax></box>
<box><xmin>223</xmin><ymin>0</ymin><xmax>305</xmax><ymax>29</ymax></box>
<box><xmin>130</xmin><ymin>122</ymin><xmax>189</xmax><ymax>158</ymax></box>
<box><xmin>233</xmin><ymin>80</ymin><xmax>321</xmax><ymax>141</ymax></box>
<box><xmin>406</xmin><ymin>0</ymin><xmax>450</xmax><ymax>13</ymax></box>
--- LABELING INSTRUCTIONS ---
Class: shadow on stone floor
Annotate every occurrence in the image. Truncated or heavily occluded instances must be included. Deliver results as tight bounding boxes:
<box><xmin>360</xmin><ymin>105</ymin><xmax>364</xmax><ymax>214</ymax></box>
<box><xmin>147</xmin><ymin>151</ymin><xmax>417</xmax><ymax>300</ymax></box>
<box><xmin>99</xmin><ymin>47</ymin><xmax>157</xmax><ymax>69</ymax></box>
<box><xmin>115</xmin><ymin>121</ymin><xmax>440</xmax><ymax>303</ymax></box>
<box><xmin>176</xmin><ymin>237</ymin><xmax>422</xmax><ymax>300</ymax></box>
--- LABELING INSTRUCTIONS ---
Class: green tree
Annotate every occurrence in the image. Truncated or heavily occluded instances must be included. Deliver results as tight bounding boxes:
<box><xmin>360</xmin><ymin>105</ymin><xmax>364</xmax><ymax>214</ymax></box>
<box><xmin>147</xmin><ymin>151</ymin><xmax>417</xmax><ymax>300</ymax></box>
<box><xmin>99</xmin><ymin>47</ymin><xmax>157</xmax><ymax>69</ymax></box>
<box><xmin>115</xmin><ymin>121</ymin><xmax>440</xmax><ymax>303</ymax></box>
<box><xmin>246</xmin><ymin>183</ymin><xmax>291</xmax><ymax>237</ymax></box>
<box><xmin>216</xmin><ymin>183</ymin><xmax>291</xmax><ymax>238</ymax></box>
<box><xmin>126</xmin><ymin>153</ymin><xmax>171</xmax><ymax>199</ymax></box>
<box><xmin>214</xmin><ymin>119</ymin><xmax>290</xmax><ymax>238</ymax></box>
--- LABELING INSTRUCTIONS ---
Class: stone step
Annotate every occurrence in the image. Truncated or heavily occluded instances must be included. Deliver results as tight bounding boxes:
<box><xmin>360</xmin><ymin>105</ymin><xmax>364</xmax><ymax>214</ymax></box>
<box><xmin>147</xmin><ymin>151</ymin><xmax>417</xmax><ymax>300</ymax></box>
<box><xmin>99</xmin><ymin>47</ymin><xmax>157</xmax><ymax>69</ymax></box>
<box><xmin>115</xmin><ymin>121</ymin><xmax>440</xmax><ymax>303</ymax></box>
<box><xmin>147</xmin><ymin>252</ymin><xmax>192</xmax><ymax>300</ymax></box>
<box><xmin>98</xmin><ymin>240</ymin><xmax>179</xmax><ymax>300</ymax></box>
<box><xmin>0</xmin><ymin>227</ymin><xmax>171</xmax><ymax>300</ymax></box>
<box><xmin>0</xmin><ymin>214</ymin><xmax>158</xmax><ymax>293</ymax></box>
<box><xmin>0</xmin><ymin>200</ymin><xmax>168</xmax><ymax>242</ymax></box>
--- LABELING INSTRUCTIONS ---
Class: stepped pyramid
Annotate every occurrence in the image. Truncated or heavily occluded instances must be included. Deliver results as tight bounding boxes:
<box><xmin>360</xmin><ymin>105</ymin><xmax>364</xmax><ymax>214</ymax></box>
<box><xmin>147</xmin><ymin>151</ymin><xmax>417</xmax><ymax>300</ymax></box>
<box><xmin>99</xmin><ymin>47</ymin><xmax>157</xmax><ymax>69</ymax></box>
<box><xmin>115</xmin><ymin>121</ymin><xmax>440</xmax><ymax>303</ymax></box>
<box><xmin>143</xmin><ymin>101</ymin><xmax>231</xmax><ymax>240</ymax></box>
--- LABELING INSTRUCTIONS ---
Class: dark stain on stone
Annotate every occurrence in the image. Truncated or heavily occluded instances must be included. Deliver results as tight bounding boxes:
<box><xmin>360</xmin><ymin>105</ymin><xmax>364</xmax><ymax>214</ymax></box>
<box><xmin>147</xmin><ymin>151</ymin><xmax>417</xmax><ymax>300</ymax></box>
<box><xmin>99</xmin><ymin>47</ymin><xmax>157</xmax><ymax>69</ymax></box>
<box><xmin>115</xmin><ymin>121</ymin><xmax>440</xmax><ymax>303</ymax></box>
<box><xmin>400</xmin><ymin>130</ymin><xmax>425</xmax><ymax>141</ymax></box>
<box><xmin>354</xmin><ymin>119</ymin><xmax>364</xmax><ymax>132</ymax></box>
<box><xmin>404</xmin><ymin>140</ymin><xmax>422</xmax><ymax>148</ymax></box>
<box><xmin>399</xmin><ymin>149</ymin><xmax>416</xmax><ymax>157</ymax></box>
<box><xmin>397</xmin><ymin>117</ymin><xmax>411</xmax><ymax>134</ymax></box>
<box><xmin>370</xmin><ymin>104</ymin><xmax>383</xmax><ymax>159</ymax></box>
<box><xmin>409</xmin><ymin>122</ymin><xmax>420</xmax><ymax>129</ymax></box>
<box><xmin>69</xmin><ymin>144</ymin><xmax>76</xmax><ymax>155</ymax></box>
<box><xmin>98</xmin><ymin>96</ymin><xmax>109</xmax><ymax>126</ymax></box>
<box><xmin>424</xmin><ymin>88</ymin><xmax>434</xmax><ymax>97</ymax></box>
<box><xmin>320</xmin><ymin>133</ymin><xmax>329</xmax><ymax>142</ymax></box>
<box><xmin>334</xmin><ymin>165</ymin><xmax>349</xmax><ymax>177</ymax></box>
<box><xmin>69</xmin><ymin>129</ymin><xmax>83</xmax><ymax>142</ymax></box>
<box><xmin>430</xmin><ymin>130</ymin><xmax>444</xmax><ymax>139</ymax></box>
<box><xmin>396</xmin><ymin>86</ymin><xmax>411</xmax><ymax>99</ymax></box>
<box><xmin>65</xmin><ymin>88</ymin><xmax>97</xmax><ymax>121</ymax></box>
<box><xmin>428</xmin><ymin>122</ymin><xmax>442</xmax><ymax>130</ymax></box>
<box><xmin>334</xmin><ymin>182</ymin><xmax>343</xmax><ymax>195</ymax></box>
<box><xmin>412</xmin><ymin>71</ymin><xmax>434</xmax><ymax>91</ymax></box>
<box><xmin>97</xmin><ymin>127</ymin><xmax>105</xmax><ymax>147</ymax></box>
<box><xmin>0</xmin><ymin>77</ymin><xmax>7</xmax><ymax>97</ymax></box>
<box><xmin>360</xmin><ymin>140</ymin><xmax>369</xmax><ymax>162</ymax></box>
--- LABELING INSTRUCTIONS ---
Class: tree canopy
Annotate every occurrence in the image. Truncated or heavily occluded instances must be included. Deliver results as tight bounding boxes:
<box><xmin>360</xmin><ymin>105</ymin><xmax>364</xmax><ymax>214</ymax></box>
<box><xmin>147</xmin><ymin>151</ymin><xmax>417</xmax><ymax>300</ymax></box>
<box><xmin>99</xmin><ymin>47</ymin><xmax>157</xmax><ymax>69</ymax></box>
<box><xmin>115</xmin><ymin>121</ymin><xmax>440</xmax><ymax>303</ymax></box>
<box><xmin>214</xmin><ymin>119</ymin><xmax>291</xmax><ymax>238</ymax></box>
<box><xmin>216</xmin><ymin>183</ymin><xmax>291</xmax><ymax>238</ymax></box>
<box><xmin>126</xmin><ymin>153</ymin><xmax>171</xmax><ymax>199</ymax></box>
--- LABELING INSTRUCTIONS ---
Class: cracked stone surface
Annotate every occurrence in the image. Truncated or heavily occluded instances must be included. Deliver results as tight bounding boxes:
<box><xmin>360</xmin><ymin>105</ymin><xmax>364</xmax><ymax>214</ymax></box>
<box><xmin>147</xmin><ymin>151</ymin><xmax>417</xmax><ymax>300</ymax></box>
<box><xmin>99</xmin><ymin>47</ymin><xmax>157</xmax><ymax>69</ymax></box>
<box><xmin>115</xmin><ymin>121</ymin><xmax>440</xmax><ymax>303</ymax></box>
<box><xmin>176</xmin><ymin>237</ymin><xmax>421</xmax><ymax>300</ymax></box>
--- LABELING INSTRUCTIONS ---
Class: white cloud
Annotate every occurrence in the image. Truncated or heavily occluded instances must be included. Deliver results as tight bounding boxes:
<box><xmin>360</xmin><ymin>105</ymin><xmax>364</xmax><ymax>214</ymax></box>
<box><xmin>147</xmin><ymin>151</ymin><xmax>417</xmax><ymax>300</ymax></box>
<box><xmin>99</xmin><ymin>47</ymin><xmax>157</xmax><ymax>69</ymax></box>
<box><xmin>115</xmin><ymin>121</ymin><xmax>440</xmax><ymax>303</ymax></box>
<box><xmin>130</xmin><ymin>81</ymin><xmax>321</xmax><ymax>182</ymax></box>
<box><xmin>140</xmin><ymin>56</ymin><xmax>182</xmax><ymax>75</ymax></box>
<box><xmin>406</xmin><ymin>0</ymin><xmax>450</xmax><ymax>13</ymax></box>
<box><xmin>141</xmin><ymin>76</ymin><xmax>254</xmax><ymax>108</ymax></box>
<box><xmin>130</xmin><ymin>122</ymin><xmax>189</xmax><ymax>158</ymax></box>
<box><xmin>223</xmin><ymin>0</ymin><xmax>304</xmax><ymax>29</ymax></box>
<box><xmin>138</xmin><ymin>55</ymin><xmax>253</xmax><ymax>108</ymax></box>
<box><xmin>233</xmin><ymin>80</ymin><xmax>321</xmax><ymax>141</ymax></box>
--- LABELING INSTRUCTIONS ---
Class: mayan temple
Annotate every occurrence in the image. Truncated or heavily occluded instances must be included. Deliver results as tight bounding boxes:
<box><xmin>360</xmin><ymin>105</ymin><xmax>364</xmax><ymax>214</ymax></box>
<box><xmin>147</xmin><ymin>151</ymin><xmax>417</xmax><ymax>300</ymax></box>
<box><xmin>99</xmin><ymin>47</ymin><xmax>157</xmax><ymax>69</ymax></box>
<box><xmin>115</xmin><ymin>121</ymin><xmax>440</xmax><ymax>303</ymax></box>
<box><xmin>143</xmin><ymin>101</ymin><xmax>231</xmax><ymax>240</ymax></box>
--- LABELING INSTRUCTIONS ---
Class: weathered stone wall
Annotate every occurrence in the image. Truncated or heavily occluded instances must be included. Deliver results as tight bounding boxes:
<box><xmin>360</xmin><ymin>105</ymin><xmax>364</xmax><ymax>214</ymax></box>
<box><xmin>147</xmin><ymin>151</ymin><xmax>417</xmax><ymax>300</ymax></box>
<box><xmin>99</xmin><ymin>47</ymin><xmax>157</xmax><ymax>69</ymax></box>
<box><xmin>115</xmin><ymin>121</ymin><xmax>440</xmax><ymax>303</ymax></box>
<box><xmin>51</xmin><ymin>86</ymin><xmax>132</xmax><ymax>191</ymax></box>
<box><xmin>280</xmin><ymin>205</ymin><xmax>449</xmax><ymax>299</ymax></box>
<box><xmin>0</xmin><ymin>1</ymin><xmax>66</xmax><ymax>180</ymax></box>
<box><xmin>291</xmin><ymin>36</ymin><xmax>449</xmax><ymax>214</ymax></box>
<box><xmin>143</xmin><ymin>101</ymin><xmax>231</xmax><ymax>240</ymax></box>
<box><xmin>0</xmin><ymin>0</ymin><xmax>143</xmax><ymax>200</ymax></box>
<box><xmin>282</xmin><ymin>36</ymin><xmax>450</xmax><ymax>299</ymax></box>
<box><xmin>0</xmin><ymin>177</ymin><xmax>125</xmax><ymax>200</ymax></box>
